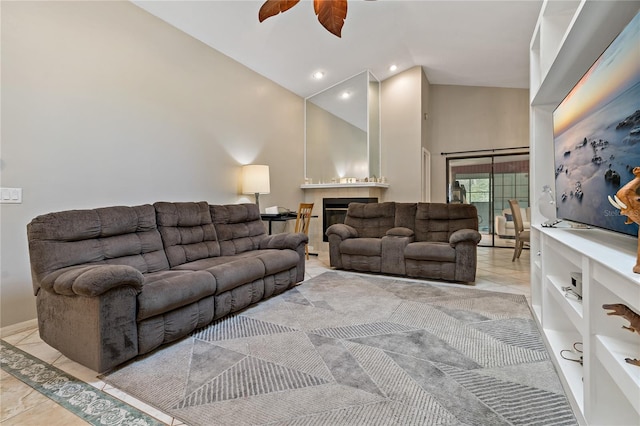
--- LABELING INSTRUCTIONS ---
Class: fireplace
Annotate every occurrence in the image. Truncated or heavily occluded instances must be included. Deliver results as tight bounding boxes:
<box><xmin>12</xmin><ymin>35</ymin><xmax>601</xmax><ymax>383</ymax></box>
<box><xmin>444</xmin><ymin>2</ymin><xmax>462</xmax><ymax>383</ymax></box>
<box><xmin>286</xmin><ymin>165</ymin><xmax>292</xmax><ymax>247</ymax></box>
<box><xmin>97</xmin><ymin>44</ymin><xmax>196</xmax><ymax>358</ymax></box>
<box><xmin>322</xmin><ymin>197</ymin><xmax>378</xmax><ymax>241</ymax></box>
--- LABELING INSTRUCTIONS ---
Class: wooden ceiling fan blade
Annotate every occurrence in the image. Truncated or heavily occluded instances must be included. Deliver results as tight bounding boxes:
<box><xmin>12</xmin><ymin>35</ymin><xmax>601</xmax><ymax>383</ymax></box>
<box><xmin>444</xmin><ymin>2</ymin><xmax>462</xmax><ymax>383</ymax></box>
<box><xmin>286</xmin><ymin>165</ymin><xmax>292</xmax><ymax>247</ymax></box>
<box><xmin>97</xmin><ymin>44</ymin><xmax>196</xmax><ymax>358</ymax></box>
<box><xmin>314</xmin><ymin>0</ymin><xmax>348</xmax><ymax>37</ymax></box>
<box><xmin>259</xmin><ymin>0</ymin><xmax>301</xmax><ymax>22</ymax></box>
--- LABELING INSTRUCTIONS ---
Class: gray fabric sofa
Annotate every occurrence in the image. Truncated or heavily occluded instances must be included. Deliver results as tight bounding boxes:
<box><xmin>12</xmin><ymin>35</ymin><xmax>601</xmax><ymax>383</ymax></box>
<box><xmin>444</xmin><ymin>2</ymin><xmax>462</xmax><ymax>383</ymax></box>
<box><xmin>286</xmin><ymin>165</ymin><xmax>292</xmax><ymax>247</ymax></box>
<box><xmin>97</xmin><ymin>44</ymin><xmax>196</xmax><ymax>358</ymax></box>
<box><xmin>27</xmin><ymin>202</ymin><xmax>307</xmax><ymax>373</ymax></box>
<box><xmin>326</xmin><ymin>202</ymin><xmax>481</xmax><ymax>283</ymax></box>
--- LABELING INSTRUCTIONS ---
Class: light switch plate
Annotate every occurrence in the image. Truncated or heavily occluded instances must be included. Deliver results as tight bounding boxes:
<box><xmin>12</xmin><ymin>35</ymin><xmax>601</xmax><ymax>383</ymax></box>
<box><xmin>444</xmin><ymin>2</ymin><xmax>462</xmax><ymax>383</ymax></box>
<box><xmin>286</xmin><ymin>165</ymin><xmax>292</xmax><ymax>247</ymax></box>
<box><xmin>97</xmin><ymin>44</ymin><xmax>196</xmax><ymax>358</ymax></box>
<box><xmin>0</xmin><ymin>188</ymin><xmax>22</xmax><ymax>203</ymax></box>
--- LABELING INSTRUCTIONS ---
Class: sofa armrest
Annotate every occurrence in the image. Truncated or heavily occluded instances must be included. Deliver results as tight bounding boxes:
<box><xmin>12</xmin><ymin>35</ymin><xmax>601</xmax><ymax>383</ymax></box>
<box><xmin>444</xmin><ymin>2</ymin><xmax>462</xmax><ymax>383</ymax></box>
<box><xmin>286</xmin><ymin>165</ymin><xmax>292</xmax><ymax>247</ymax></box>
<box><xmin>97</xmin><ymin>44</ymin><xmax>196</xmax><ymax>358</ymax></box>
<box><xmin>326</xmin><ymin>223</ymin><xmax>358</xmax><ymax>240</ymax></box>
<box><xmin>326</xmin><ymin>224</ymin><xmax>357</xmax><ymax>269</ymax></box>
<box><xmin>449</xmin><ymin>229</ymin><xmax>482</xmax><ymax>246</ymax></box>
<box><xmin>450</xmin><ymin>229</ymin><xmax>481</xmax><ymax>282</ymax></box>
<box><xmin>259</xmin><ymin>232</ymin><xmax>308</xmax><ymax>283</ymax></box>
<box><xmin>259</xmin><ymin>232</ymin><xmax>308</xmax><ymax>251</ymax></box>
<box><xmin>386</xmin><ymin>227</ymin><xmax>414</xmax><ymax>237</ymax></box>
<box><xmin>40</xmin><ymin>264</ymin><xmax>144</xmax><ymax>297</ymax></box>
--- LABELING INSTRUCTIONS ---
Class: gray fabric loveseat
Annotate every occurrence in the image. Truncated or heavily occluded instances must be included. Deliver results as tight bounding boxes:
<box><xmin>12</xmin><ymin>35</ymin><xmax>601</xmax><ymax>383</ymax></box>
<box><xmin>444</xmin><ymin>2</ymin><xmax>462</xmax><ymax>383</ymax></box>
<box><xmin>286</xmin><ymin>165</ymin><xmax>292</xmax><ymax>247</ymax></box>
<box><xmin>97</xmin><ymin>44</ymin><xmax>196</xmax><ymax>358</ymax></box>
<box><xmin>27</xmin><ymin>202</ymin><xmax>307</xmax><ymax>373</ymax></box>
<box><xmin>326</xmin><ymin>202</ymin><xmax>481</xmax><ymax>283</ymax></box>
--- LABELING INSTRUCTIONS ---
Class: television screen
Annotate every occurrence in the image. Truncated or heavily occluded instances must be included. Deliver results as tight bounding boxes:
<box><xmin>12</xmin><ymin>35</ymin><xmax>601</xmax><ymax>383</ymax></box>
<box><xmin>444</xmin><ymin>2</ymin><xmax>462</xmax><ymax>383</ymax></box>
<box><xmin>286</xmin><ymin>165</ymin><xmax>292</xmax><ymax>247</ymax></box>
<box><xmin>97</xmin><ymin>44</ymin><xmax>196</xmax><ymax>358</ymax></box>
<box><xmin>552</xmin><ymin>10</ymin><xmax>640</xmax><ymax>237</ymax></box>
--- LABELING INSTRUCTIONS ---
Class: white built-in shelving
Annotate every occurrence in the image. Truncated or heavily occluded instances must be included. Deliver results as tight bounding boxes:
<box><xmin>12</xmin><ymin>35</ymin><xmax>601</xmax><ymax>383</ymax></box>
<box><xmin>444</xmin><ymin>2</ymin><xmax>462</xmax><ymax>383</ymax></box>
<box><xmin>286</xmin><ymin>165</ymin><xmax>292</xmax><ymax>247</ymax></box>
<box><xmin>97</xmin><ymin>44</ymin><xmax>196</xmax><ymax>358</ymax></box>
<box><xmin>533</xmin><ymin>226</ymin><xmax>640</xmax><ymax>425</ymax></box>
<box><xmin>529</xmin><ymin>1</ymin><xmax>640</xmax><ymax>424</ymax></box>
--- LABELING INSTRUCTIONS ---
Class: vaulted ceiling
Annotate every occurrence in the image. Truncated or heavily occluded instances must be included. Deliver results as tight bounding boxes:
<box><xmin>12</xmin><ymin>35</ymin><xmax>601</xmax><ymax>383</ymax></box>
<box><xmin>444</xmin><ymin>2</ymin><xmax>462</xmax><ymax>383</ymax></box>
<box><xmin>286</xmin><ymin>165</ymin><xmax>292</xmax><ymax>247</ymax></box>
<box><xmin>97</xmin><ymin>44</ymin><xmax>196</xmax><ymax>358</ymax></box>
<box><xmin>133</xmin><ymin>0</ymin><xmax>543</xmax><ymax>98</ymax></box>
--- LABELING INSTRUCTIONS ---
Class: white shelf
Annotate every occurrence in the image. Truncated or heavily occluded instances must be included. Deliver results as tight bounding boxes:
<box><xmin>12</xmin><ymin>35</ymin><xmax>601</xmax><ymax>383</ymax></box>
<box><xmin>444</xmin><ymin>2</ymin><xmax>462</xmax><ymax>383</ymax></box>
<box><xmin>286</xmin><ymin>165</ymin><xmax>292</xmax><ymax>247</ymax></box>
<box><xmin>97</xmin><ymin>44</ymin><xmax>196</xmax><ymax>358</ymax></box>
<box><xmin>543</xmin><ymin>329</ymin><xmax>585</xmax><ymax>416</ymax></box>
<box><xmin>595</xmin><ymin>335</ymin><xmax>640</xmax><ymax>415</ymax></box>
<box><xmin>547</xmin><ymin>274</ymin><xmax>583</xmax><ymax>331</ymax></box>
<box><xmin>534</xmin><ymin>227</ymin><xmax>640</xmax><ymax>424</ymax></box>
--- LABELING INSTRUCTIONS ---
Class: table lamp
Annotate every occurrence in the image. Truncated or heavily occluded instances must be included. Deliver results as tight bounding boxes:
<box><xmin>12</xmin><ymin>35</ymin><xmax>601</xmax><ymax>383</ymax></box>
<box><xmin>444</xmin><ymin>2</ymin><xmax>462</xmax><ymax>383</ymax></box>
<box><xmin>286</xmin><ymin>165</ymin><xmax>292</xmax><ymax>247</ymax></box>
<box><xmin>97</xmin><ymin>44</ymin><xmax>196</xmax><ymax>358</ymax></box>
<box><xmin>242</xmin><ymin>165</ymin><xmax>270</xmax><ymax>212</ymax></box>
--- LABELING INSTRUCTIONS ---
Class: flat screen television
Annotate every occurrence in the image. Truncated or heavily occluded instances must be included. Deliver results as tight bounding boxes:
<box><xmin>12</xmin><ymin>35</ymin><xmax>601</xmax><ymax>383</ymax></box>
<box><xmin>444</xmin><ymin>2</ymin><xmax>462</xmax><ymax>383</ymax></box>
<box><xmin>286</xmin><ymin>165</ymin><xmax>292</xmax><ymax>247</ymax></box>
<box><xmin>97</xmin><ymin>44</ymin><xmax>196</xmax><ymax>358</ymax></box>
<box><xmin>552</xmin><ymin>9</ymin><xmax>640</xmax><ymax>237</ymax></box>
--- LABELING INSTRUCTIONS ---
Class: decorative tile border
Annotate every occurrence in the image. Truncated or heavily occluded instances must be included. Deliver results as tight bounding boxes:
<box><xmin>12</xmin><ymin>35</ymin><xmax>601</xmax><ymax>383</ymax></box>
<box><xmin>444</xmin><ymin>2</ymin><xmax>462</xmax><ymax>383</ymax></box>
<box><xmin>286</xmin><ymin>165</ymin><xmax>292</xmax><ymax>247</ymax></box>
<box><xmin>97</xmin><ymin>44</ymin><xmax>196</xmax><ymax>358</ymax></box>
<box><xmin>0</xmin><ymin>341</ymin><xmax>165</xmax><ymax>426</ymax></box>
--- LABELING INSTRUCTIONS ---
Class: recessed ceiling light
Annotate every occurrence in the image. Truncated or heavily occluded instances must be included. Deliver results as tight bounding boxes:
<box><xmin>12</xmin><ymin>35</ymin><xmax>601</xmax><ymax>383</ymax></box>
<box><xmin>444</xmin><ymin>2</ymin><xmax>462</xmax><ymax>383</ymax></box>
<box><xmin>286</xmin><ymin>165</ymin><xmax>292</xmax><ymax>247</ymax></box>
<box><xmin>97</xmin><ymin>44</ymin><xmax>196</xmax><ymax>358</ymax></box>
<box><xmin>341</xmin><ymin>91</ymin><xmax>351</xmax><ymax>99</ymax></box>
<box><xmin>389</xmin><ymin>64</ymin><xmax>398</xmax><ymax>72</ymax></box>
<box><xmin>312</xmin><ymin>71</ymin><xmax>325</xmax><ymax>80</ymax></box>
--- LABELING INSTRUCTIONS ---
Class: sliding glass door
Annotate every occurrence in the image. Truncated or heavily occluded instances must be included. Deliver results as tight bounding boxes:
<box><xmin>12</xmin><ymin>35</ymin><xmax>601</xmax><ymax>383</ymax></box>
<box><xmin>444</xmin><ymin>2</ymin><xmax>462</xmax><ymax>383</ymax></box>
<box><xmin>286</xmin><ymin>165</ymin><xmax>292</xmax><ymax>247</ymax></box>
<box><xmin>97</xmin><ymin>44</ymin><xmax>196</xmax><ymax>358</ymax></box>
<box><xmin>447</xmin><ymin>153</ymin><xmax>529</xmax><ymax>247</ymax></box>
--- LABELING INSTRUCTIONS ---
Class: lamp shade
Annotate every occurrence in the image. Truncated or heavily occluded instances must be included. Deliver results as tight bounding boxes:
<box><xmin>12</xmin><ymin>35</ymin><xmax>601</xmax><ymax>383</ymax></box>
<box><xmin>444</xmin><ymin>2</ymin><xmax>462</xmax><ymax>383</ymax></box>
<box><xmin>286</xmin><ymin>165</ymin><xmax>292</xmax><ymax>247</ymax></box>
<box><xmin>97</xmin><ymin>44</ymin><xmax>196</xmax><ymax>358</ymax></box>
<box><xmin>242</xmin><ymin>165</ymin><xmax>270</xmax><ymax>195</ymax></box>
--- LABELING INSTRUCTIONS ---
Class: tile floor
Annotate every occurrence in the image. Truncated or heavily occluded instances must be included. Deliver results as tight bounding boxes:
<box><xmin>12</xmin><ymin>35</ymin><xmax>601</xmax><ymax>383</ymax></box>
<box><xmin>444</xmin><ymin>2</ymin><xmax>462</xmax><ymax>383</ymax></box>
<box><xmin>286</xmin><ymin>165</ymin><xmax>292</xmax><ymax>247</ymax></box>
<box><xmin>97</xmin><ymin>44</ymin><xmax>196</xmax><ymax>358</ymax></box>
<box><xmin>1</xmin><ymin>246</ymin><xmax>530</xmax><ymax>425</ymax></box>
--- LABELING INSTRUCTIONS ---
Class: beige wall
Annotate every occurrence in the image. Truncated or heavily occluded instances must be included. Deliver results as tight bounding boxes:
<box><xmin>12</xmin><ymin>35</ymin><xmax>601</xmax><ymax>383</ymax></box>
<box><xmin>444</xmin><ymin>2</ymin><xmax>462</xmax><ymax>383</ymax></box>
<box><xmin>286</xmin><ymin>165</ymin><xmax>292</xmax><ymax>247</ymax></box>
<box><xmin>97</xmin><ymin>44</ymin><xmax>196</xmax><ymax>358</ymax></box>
<box><xmin>427</xmin><ymin>85</ymin><xmax>530</xmax><ymax>202</ymax></box>
<box><xmin>0</xmin><ymin>1</ymin><xmax>304</xmax><ymax>327</ymax></box>
<box><xmin>381</xmin><ymin>66</ymin><xmax>425</xmax><ymax>202</ymax></box>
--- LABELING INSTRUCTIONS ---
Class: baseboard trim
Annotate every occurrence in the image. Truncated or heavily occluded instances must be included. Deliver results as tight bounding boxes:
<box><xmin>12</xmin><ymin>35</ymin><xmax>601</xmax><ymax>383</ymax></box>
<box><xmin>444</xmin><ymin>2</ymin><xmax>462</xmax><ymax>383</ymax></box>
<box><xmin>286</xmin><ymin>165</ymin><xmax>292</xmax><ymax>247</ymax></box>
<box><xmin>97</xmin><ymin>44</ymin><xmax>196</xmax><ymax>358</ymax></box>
<box><xmin>0</xmin><ymin>319</ymin><xmax>38</xmax><ymax>338</ymax></box>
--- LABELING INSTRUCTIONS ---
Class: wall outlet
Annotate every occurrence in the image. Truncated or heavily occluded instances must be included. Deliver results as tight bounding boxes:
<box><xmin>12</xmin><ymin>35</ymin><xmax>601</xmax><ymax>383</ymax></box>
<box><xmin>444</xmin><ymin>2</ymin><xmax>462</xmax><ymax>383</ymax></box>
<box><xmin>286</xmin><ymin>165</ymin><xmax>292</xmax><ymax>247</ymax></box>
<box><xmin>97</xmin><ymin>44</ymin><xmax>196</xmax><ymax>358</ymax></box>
<box><xmin>0</xmin><ymin>188</ymin><xmax>22</xmax><ymax>203</ymax></box>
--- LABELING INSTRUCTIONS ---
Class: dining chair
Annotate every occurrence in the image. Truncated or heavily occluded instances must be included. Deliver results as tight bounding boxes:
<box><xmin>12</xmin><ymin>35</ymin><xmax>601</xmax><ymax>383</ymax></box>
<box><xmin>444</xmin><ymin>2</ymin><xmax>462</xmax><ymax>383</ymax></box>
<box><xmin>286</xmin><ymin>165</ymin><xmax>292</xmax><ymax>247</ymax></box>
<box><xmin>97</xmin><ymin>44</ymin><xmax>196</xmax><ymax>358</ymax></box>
<box><xmin>508</xmin><ymin>199</ymin><xmax>530</xmax><ymax>261</ymax></box>
<box><xmin>294</xmin><ymin>202</ymin><xmax>314</xmax><ymax>259</ymax></box>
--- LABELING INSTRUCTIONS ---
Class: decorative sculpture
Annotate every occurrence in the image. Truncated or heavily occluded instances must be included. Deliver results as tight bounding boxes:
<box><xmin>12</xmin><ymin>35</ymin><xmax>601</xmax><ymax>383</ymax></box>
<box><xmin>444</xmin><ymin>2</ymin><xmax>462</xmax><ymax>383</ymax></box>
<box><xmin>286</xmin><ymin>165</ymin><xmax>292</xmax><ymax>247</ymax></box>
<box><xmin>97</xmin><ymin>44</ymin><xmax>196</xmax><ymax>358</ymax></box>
<box><xmin>539</xmin><ymin>185</ymin><xmax>560</xmax><ymax>227</ymax></box>
<box><xmin>608</xmin><ymin>166</ymin><xmax>640</xmax><ymax>273</ymax></box>
<box><xmin>602</xmin><ymin>303</ymin><xmax>640</xmax><ymax>366</ymax></box>
<box><xmin>259</xmin><ymin>0</ymin><xmax>348</xmax><ymax>38</ymax></box>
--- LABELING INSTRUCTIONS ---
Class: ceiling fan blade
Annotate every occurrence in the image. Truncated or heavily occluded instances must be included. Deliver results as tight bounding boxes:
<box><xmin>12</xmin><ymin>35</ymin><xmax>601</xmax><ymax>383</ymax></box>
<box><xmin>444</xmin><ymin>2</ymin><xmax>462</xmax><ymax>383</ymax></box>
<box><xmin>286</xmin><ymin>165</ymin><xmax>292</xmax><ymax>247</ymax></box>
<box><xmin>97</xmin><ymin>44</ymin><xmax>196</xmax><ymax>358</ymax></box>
<box><xmin>259</xmin><ymin>0</ymin><xmax>301</xmax><ymax>22</ymax></box>
<box><xmin>314</xmin><ymin>0</ymin><xmax>348</xmax><ymax>38</ymax></box>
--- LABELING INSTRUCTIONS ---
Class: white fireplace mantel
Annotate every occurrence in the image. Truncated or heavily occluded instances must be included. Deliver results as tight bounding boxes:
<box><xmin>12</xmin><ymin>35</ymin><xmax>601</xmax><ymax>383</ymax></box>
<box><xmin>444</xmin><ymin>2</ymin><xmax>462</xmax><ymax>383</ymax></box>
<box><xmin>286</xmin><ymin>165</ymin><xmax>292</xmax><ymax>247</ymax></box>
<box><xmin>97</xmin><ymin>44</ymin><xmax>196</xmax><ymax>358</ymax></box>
<box><xmin>300</xmin><ymin>182</ymin><xmax>389</xmax><ymax>189</ymax></box>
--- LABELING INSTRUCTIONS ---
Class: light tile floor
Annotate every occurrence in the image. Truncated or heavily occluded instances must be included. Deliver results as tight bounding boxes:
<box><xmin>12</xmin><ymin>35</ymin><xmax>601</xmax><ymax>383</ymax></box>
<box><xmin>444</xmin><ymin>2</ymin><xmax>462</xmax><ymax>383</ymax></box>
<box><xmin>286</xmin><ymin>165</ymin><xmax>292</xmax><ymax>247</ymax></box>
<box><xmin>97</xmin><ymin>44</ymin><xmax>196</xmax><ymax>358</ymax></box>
<box><xmin>1</xmin><ymin>246</ymin><xmax>529</xmax><ymax>425</ymax></box>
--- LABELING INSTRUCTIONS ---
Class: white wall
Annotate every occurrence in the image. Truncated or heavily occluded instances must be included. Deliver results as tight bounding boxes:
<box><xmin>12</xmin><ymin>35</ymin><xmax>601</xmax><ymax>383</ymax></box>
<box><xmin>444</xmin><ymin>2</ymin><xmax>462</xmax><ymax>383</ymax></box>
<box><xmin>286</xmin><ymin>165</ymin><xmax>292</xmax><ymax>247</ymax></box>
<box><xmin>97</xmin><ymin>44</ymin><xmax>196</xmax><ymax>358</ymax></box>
<box><xmin>305</xmin><ymin>103</ymin><xmax>367</xmax><ymax>183</ymax></box>
<box><xmin>421</xmin><ymin>69</ymin><xmax>432</xmax><ymax>201</ymax></box>
<box><xmin>0</xmin><ymin>1</ymin><xmax>304</xmax><ymax>327</ymax></box>
<box><xmin>427</xmin><ymin>85</ymin><xmax>530</xmax><ymax>202</ymax></box>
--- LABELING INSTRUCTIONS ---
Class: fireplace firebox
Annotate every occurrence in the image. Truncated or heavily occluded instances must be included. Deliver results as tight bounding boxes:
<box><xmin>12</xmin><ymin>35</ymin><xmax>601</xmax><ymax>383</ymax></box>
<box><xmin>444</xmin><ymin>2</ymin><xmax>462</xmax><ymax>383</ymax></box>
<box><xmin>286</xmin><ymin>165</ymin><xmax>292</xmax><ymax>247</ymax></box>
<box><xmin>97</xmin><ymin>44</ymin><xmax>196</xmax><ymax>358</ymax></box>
<box><xmin>322</xmin><ymin>197</ymin><xmax>378</xmax><ymax>241</ymax></box>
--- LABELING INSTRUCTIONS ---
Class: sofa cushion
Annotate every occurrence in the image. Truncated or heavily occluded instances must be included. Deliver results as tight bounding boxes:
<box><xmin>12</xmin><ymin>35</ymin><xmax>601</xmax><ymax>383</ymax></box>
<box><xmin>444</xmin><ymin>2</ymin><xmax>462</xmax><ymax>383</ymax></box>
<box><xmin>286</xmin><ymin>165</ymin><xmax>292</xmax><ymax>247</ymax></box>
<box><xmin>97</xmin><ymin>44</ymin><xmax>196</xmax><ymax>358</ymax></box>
<box><xmin>404</xmin><ymin>242</ymin><xmax>456</xmax><ymax>262</ymax></box>
<box><xmin>344</xmin><ymin>202</ymin><xmax>396</xmax><ymax>238</ymax></box>
<box><xmin>27</xmin><ymin>204</ymin><xmax>170</xmax><ymax>294</ymax></box>
<box><xmin>255</xmin><ymin>250</ymin><xmax>300</xmax><ymax>275</ymax></box>
<box><xmin>414</xmin><ymin>203</ymin><xmax>478</xmax><ymax>243</ymax></box>
<box><xmin>341</xmin><ymin>238</ymin><xmax>382</xmax><ymax>256</ymax></box>
<box><xmin>137</xmin><ymin>270</ymin><xmax>216</xmax><ymax>320</ymax></box>
<box><xmin>155</xmin><ymin>202</ymin><xmax>221</xmax><ymax>268</ymax></box>
<box><xmin>394</xmin><ymin>203</ymin><xmax>417</xmax><ymax>229</ymax></box>
<box><xmin>210</xmin><ymin>204</ymin><xmax>266</xmax><ymax>256</ymax></box>
<box><xmin>173</xmin><ymin>249</ymin><xmax>299</xmax><ymax>277</ymax></box>
<box><xmin>204</xmin><ymin>258</ymin><xmax>266</xmax><ymax>294</ymax></box>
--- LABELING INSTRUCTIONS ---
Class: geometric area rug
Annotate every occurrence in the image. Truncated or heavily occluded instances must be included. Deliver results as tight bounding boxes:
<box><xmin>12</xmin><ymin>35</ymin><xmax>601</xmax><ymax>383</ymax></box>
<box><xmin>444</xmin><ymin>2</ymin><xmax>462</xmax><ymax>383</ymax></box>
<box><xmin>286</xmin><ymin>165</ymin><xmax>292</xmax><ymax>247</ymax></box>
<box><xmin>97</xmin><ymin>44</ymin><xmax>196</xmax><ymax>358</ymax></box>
<box><xmin>102</xmin><ymin>271</ymin><xmax>578</xmax><ymax>426</ymax></box>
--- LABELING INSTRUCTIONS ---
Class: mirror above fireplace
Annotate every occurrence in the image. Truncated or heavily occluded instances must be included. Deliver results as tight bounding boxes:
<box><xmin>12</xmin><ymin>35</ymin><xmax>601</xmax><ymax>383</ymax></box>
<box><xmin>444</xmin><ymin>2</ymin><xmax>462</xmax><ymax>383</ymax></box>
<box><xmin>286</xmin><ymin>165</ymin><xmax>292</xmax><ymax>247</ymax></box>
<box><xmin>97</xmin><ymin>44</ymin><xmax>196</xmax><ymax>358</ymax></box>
<box><xmin>305</xmin><ymin>71</ymin><xmax>380</xmax><ymax>184</ymax></box>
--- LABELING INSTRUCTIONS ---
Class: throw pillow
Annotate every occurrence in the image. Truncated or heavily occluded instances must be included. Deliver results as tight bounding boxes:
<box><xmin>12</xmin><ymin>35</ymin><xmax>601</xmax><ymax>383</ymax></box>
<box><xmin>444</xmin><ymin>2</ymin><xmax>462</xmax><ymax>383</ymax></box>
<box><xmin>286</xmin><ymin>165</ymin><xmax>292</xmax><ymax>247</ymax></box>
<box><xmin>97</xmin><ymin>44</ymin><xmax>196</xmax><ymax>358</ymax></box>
<box><xmin>505</xmin><ymin>213</ymin><xmax>513</xmax><ymax>222</ymax></box>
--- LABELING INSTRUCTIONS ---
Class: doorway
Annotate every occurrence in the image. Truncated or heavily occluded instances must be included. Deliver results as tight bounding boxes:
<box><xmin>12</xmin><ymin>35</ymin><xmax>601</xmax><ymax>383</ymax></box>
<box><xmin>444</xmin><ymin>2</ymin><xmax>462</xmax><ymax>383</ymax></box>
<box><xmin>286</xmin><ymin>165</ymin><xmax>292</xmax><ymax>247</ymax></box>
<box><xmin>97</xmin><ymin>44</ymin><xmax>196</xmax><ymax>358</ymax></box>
<box><xmin>446</xmin><ymin>153</ymin><xmax>529</xmax><ymax>247</ymax></box>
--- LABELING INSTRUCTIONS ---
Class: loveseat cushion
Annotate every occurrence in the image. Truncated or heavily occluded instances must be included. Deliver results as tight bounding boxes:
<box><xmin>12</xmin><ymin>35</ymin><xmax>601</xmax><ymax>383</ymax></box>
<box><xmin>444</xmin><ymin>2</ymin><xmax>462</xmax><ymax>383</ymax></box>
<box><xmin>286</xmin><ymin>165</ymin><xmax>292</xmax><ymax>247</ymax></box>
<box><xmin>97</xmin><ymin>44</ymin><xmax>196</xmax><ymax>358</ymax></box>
<box><xmin>340</xmin><ymin>238</ymin><xmax>382</xmax><ymax>256</ymax></box>
<box><xmin>394</xmin><ymin>203</ymin><xmax>417</xmax><ymax>229</ymax></box>
<box><xmin>414</xmin><ymin>203</ymin><xmax>478</xmax><ymax>243</ymax></box>
<box><xmin>344</xmin><ymin>202</ymin><xmax>396</xmax><ymax>238</ymax></box>
<box><xmin>155</xmin><ymin>201</ymin><xmax>220</xmax><ymax>268</ymax></box>
<box><xmin>405</xmin><ymin>242</ymin><xmax>456</xmax><ymax>262</ymax></box>
<box><xmin>137</xmin><ymin>270</ymin><xmax>216</xmax><ymax>320</ymax></box>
